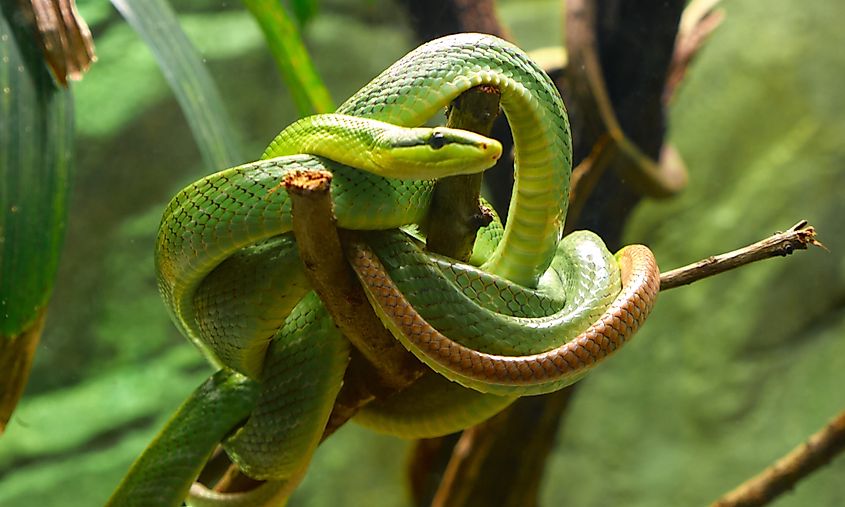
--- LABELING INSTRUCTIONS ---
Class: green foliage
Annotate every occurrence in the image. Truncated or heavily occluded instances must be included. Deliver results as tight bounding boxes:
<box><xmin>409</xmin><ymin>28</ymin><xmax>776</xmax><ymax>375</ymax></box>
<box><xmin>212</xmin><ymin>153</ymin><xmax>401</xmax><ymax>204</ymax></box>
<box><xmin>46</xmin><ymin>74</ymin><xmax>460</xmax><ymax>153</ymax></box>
<box><xmin>111</xmin><ymin>0</ymin><xmax>243</xmax><ymax>169</ymax></box>
<box><xmin>0</xmin><ymin>348</ymin><xmax>209</xmax><ymax>506</ymax></box>
<box><xmin>0</xmin><ymin>1</ymin><xmax>74</xmax><ymax>430</ymax></box>
<box><xmin>289</xmin><ymin>0</ymin><xmax>320</xmax><ymax>27</ymax></box>
<box><xmin>0</xmin><ymin>6</ymin><xmax>73</xmax><ymax>336</ymax></box>
<box><xmin>243</xmin><ymin>0</ymin><xmax>335</xmax><ymax>115</ymax></box>
<box><xmin>73</xmin><ymin>9</ymin><xmax>266</xmax><ymax>140</ymax></box>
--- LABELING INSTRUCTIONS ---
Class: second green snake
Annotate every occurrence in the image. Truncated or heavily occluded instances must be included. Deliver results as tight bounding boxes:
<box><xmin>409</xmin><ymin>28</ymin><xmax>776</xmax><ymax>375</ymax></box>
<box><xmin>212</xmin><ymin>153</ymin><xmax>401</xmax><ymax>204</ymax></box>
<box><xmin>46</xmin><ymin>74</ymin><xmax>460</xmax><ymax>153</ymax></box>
<box><xmin>110</xmin><ymin>33</ymin><xmax>659</xmax><ymax>506</ymax></box>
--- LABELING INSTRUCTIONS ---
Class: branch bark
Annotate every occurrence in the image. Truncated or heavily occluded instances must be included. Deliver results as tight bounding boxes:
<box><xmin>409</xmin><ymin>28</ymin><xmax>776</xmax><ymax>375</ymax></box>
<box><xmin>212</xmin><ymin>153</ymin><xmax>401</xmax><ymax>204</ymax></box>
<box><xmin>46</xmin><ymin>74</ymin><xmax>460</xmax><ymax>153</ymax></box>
<box><xmin>711</xmin><ymin>408</ymin><xmax>845</xmax><ymax>507</ymax></box>
<box><xmin>423</xmin><ymin>85</ymin><xmax>500</xmax><ymax>260</ymax></box>
<box><xmin>660</xmin><ymin>220</ymin><xmax>824</xmax><ymax>290</ymax></box>
<box><xmin>284</xmin><ymin>169</ymin><xmax>426</xmax><ymax>392</ymax></box>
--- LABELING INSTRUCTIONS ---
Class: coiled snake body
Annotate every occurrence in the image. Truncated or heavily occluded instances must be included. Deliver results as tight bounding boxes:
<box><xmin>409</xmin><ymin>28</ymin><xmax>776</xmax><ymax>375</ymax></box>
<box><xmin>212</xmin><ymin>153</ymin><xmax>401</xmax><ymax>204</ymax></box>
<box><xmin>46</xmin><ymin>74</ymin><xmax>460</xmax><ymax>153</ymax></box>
<box><xmin>108</xmin><ymin>34</ymin><xmax>659</xmax><ymax>506</ymax></box>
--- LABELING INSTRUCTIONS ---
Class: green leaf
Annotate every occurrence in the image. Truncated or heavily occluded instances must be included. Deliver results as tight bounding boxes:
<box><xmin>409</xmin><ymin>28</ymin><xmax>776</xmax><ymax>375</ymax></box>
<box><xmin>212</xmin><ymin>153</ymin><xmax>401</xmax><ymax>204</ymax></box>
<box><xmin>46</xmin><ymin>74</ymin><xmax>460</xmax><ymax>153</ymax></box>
<box><xmin>243</xmin><ymin>0</ymin><xmax>334</xmax><ymax>116</ymax></box>
<box><xmin>111</xmin><ymin>0</ymin><xmax>243</xmax><ymax>170</ymax></box>
<box><xmin>0</xmin><ymin>4</ymin><xmax>74</xmax><ymax>429</ymax></box>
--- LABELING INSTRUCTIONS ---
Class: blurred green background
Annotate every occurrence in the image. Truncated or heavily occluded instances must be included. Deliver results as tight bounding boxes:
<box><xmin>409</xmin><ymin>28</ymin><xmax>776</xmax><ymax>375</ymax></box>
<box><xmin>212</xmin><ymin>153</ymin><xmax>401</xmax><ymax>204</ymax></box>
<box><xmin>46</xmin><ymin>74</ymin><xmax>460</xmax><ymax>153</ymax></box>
<box><xmin>1</xmin><ymin>0</ymin><xmax>843</xmax><ymax>505</ymax></box>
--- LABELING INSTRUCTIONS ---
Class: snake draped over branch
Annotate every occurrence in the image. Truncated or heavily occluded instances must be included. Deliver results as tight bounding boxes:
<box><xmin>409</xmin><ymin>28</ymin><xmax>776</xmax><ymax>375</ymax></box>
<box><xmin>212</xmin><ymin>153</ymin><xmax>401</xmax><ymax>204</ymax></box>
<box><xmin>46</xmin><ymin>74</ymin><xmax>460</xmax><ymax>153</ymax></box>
<box><xmin>107</xmin><ymin>33</ymin><xmax>660</xmax><ymax>507</ymax></box>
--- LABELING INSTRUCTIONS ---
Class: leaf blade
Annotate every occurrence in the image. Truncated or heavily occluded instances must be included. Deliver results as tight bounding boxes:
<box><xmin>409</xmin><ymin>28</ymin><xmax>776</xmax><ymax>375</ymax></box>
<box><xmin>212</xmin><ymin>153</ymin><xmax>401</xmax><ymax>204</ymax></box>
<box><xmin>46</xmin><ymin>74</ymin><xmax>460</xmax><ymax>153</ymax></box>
<box><xmin>111</xmin><ymin>0</ymin><xmax>243</xmax><ymax>170</ymax></box>
<box><xmin>0</xmin><ymin>3</ymin><xmax>74</xmax><ymax>430</ymax></box>
<box><xmin>243</xmin><ymin>0</ymin><xmax>334</xmax><ymax>115</ymax></box>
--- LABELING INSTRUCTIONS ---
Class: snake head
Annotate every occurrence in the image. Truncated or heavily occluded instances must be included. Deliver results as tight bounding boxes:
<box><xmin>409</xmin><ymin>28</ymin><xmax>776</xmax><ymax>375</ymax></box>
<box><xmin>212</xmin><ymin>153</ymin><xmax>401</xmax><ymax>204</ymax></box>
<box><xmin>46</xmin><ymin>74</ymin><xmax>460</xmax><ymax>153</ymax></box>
<box><xmin>372</xmin><ymin>126</ymin><xmax>502</xmax><ymax>180</ymax></box>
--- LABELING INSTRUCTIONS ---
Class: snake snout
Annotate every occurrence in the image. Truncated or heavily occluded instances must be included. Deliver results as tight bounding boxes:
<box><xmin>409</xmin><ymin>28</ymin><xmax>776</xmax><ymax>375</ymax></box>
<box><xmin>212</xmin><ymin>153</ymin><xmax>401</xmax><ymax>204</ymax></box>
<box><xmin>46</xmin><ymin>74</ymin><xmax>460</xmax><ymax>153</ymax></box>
<box><xmin>484</xmin><ymin>139</ymin><xmax>504</xmax><ymax>163</ymax></box>
<box><xmin>484</xmin><ymin>143</ymin><xmax>499</xmax><ymax>161</ymax></box>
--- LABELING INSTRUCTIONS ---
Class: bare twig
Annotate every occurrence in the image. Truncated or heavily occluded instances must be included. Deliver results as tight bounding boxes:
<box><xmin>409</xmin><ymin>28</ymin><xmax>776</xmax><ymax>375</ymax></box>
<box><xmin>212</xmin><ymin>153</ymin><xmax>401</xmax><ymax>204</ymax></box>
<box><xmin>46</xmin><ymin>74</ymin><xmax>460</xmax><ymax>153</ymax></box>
<box><xmin>659</xmin><ymin>221</ymin><xmax>825</xmax><ymax>291</ymax></box>
<box><xmin>711</xmin><ymin>408</ymin><xmax>845</xmax><ymax>507</ymax></box>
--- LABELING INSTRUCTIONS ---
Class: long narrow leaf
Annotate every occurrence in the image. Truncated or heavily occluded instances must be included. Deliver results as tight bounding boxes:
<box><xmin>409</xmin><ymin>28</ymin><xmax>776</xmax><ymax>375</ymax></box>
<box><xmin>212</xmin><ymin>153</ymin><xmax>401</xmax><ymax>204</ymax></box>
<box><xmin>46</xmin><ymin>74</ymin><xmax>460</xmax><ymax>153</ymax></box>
<box><xmin>111</xmin><ymin>0</ymin><xmax>242</xmax><ymax>170</ymax></box>
<box><xmin>0</xmin><ymin>3</ymin><xmax>74</xmax><ymax>431</ymax></box>
<box><xmin>243</xmin><ymin>0</ymin><xmax>334</xmax><ymax>115</ymax></box>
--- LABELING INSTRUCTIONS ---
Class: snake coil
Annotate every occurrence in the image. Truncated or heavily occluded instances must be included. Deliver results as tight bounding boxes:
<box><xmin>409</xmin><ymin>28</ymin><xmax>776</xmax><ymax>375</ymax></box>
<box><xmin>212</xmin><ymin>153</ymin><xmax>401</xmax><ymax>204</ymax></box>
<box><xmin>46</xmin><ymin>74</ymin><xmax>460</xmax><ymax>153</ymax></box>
<box><xmin>108</xmin><ymin>33</ymin><xmax>660</xmax><ymax>507</ymax></box>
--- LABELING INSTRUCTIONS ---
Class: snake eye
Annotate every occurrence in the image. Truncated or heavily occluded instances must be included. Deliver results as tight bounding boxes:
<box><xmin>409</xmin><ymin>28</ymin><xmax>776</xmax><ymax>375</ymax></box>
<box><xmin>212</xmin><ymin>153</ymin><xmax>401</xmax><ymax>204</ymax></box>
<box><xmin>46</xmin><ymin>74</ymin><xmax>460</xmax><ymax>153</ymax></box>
<box><xmin>429</xmin><ymin>132</ymin><xmax>447</xmax><ymax>149</ymax></box>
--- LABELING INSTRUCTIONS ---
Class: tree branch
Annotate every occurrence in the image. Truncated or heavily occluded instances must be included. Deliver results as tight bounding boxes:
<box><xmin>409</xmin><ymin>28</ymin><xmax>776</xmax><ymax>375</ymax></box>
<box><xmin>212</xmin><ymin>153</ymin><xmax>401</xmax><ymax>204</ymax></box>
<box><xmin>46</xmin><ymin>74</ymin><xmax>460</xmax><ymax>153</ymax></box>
<box><xmin>209</xmin><ymin>169</ymin><xmax>430</xmax><ymax>495</ymax></box>
<box><xmin>430</xmin><ymin>411</ymin><xmax>509</xmax><ymax>507</ymax></box>
<box><xmin>283</xmin><ymin>168</ymin><xmax>427</xmax><ymax>397</ymax></box>
<box><xmin>659</xmin><ymin>220</ymin><xmax>825</xmax><ymax>291</ymax></box>
<box><xmin>711</xmin><ymin>408</ymin><xmax>845</xmax><ymax>507</ymax></box>
<box><xmin>665</xmin><ymin>0</ymin><xmax>725</xmax><ymax>102</ymax></box>
<box><xmin>423</xmin><ymin>85</ymin><xmax>500</xmax><ymax>260</ymax></box>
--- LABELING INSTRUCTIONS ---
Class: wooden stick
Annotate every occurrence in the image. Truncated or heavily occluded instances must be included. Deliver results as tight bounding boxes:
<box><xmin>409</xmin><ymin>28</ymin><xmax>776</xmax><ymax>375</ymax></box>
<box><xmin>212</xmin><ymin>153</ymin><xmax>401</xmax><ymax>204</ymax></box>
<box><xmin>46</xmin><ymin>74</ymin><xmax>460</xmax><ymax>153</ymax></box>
<box><xmin>284</xmin><ymin>169</ymin><xmax>426</xmax><ymax>391</ymax></box>
<box><xmin>660</xmin><ymin>220</ymin><xmax>825</xmax><ymax>291</ymax></box>
<box><xmin>423</xmin><ymin>85</ymin><xmax>500</xmax><ymax>261</ymax></box>
<box><xmin>711</xmin><ymin>409</ymin><xmax>845</xmax><ymax>507</ymax></box>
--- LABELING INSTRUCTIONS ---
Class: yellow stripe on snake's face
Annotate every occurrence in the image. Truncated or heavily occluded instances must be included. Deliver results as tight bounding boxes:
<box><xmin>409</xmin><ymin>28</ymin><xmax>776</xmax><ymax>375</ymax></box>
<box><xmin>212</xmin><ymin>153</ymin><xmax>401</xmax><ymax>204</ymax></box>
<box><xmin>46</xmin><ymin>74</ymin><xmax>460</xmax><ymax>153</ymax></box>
<box><xmin>261</xmin><ymin>113</ymin><xmax>502</xmax><ymax>181</ymax></box>
<box><xmin>371</xmin><ymin>126</ymin><xmax>502</xmax><ymax>179</ymax></box>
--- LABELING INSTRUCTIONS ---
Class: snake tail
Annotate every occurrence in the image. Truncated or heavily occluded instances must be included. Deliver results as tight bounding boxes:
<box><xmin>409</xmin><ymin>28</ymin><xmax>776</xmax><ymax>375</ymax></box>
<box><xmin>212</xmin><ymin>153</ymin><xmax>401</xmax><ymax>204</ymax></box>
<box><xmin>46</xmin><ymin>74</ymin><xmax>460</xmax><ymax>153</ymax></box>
<box><xmin>106</xmin><ymin>370</ymin><xmax>259</xmax><ymax>507</ymax></box>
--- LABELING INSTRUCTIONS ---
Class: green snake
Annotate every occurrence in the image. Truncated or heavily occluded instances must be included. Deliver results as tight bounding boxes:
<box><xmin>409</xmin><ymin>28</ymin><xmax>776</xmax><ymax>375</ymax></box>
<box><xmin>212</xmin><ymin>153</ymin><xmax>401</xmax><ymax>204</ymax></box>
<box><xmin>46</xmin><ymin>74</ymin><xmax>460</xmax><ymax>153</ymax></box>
<box><xmin>108</xmin><ymin>33</ymin><xmax>660</xmax><ymax>506</ymax></box>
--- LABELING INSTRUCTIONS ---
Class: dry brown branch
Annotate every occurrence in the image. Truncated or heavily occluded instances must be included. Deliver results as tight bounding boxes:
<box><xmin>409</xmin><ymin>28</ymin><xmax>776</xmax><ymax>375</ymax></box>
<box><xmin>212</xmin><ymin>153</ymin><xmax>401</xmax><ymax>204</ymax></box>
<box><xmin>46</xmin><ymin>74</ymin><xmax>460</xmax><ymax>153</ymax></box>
<box><xmin>423</xmin><ymin>85</ymin><xmax>500</xmax><ymax>260</ymax></box>
<box><xmin>564</xmin><ymin>0</ymin><xmax>688</xmax><ymax>200</ymax></box>
<box><xmin>659</xmin><ymin>220</ymin><xmax>824</xmax><ymax>291</ymax></box>
<box><xmin>711</xmin><ymin>409</ymin><xmax>845</xmax><ymax>507</ymax></box>
<box><xmin>284</xmin><ymin>169</ymin><xmax>426</xmax><ymax>391</ymax></box>
<box><xmin>19</xmin><ymin>0</ymin><xmax>96</xmax><ymax>85</ymax></box>
<box><xmin>431</xmin><ymin>412</ymin><xmax>509</xmax><ymax>507</ymax></box>
<box><xmin>666</xmin><ymin>0</ymin><xmax>725</xmax><ymax>102</ymax></box>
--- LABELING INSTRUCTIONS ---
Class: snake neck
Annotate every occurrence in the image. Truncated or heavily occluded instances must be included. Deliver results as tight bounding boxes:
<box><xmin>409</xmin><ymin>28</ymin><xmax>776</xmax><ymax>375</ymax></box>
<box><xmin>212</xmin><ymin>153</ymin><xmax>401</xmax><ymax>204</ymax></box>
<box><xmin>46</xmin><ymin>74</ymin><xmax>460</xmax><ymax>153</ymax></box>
<box><xmin>264</xmin><ymin>114</ymin><xmax>502</xmax><ymax>180</ymax></box>
<box><xmin>337</xmin><ymin>33</ymin><xmax>572</xmax><ymax>289</ymax></box>
<box><xmin>262</xmin><ymin>114</ymin><xmax>380</xmax><ymax>166</ymax></box>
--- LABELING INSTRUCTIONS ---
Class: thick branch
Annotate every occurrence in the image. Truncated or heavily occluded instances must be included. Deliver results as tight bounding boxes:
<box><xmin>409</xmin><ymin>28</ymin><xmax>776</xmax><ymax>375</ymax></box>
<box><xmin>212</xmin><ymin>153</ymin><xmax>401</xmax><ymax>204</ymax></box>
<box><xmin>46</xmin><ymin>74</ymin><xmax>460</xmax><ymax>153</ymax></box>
<box><xmin>711</xmin><ymin>408</ymin><xmax>845</xmax><ymax>507</ymax></box>
<box><xmin>432</xmin><ymin>389</ymin><xmax>578</xmax><ymax>507</ymax></box>
<box><xmin>430</xmin><ymin>412</ymin><xmax>509</xmax><ymax>507</ymax></box>
<box><xmin>563</xmin><ymin>0</ymin><xmax>687</xmax><ymax>201</ymax></box>
<box><xmin>284</xmin><ymin>169</ymin><xmax>426</xmax><ymax>392</ymax></box>
<box><xmin>423</xmin><ymin>85</ymin><xmax>500</xmax><ymax>260</ymax></box>
<box><xmin>659</xmin><ymin>220</ymin><xmax>824</xmax><ymax>291</ymax></box>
